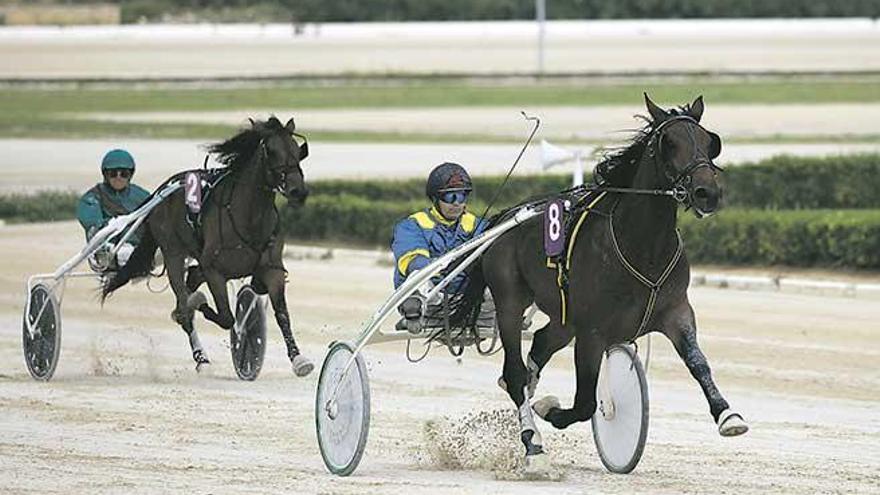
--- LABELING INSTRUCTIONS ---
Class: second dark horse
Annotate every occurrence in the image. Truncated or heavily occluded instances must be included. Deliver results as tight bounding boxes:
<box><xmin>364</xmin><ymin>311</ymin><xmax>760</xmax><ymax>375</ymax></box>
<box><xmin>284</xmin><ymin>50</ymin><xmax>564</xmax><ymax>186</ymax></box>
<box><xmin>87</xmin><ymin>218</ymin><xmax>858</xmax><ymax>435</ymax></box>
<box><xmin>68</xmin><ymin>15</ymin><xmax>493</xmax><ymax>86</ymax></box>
<box><xmin>102</xmin><ymin>117</ymin><xmax>314</xmax><ymax>377</ymax></box>
<box><xmin>454</xmin><ymin>95</ymin><xmax>748</xmax><ymax>470</ymax></box>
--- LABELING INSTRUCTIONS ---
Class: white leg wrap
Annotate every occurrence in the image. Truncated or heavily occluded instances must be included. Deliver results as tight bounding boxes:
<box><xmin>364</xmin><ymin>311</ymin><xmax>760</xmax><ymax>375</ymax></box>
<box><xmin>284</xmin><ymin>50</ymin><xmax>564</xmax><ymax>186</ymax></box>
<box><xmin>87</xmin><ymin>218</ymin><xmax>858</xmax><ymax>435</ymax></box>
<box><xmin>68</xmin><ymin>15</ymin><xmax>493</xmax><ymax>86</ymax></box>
<box><xmin>518</xmin><ymin>388</ymin><xmax>543</xmax><ymax>446</ymax></box>
<box><xmin>188</xmin><ymin>331</ymin><xmax>204</xmax><ymax>353</ymax></box>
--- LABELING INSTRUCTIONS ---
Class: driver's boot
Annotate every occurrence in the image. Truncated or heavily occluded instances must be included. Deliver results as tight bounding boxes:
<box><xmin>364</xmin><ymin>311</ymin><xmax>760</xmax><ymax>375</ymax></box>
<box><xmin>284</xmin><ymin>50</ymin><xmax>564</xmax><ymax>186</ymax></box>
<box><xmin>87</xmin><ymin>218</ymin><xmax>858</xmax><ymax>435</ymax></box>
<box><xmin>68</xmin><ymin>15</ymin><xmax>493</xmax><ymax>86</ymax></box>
<box><xmin>398</xmin><ymin>294</ymin><xmax>424</xmax><ymax>334</ymax></box>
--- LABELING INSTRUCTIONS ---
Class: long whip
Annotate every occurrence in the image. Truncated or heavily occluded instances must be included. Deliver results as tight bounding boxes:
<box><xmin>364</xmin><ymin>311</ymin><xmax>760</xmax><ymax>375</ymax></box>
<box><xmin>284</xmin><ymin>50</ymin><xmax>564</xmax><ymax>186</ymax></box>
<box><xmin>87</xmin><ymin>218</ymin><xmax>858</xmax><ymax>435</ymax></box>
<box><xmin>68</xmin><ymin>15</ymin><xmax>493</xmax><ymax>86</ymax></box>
<box><xmin>475</xmin><ymin>111</ymin><xmax>541</xmax><ymax>224</ymax></box>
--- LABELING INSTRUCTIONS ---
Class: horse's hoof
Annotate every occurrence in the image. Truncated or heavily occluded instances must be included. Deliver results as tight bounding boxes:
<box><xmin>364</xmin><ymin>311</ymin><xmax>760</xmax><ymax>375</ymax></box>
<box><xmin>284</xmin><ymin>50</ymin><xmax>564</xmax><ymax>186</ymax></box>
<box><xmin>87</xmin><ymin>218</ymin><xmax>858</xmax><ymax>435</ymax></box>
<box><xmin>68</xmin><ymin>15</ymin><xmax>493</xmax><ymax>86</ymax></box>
<box><xmin>292</xmin><ymin>354</ymin><xmax>314</xmax><ymax>377</ymax></box>
<box><xmin>497</xmin><ymin>376</ymin><xmax>507</xmax><ymax>392</ymax></box>
<box><xmin>195</xmin><ymin>360</ymin><xmax>211</xmax><ymax>373</ymax></box>
<box><xmin>521</xmin><ymin>452</ymin><xmax>553</xmax><ymax>478</ymax></box>
<box><xmin>717</xmin><ymin>409</ymin><xmax>749</xmax><ymax>437</ymax></box>
<box><xmin>187</xmin><ymin>291</ymin><xmax>208</xmax><ymax>310</ymax></box>
<box><xmin>532</xmin><ymin>395</ymin><xmax>560</xmax><ymax>420</ymax></box>
<box><xmin>193</xmin><ymin>350</ymin><xmax>211</xmax><ymax>373</ymax></box>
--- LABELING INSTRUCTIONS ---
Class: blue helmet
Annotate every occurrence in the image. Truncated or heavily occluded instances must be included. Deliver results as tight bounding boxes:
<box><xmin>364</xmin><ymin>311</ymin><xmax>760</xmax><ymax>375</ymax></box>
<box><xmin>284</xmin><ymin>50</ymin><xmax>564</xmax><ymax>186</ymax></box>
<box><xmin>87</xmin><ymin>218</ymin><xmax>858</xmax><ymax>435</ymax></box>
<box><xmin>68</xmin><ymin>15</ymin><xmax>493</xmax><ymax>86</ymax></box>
<box><xmin>101</xmin><ymin>149</ymin><xmax>135</xmax><ymax>172</ymax></box>
<box><xmin>425</xmin><ymin>162</ymin><xmax>472</xmax><ymax>200</ymax></box>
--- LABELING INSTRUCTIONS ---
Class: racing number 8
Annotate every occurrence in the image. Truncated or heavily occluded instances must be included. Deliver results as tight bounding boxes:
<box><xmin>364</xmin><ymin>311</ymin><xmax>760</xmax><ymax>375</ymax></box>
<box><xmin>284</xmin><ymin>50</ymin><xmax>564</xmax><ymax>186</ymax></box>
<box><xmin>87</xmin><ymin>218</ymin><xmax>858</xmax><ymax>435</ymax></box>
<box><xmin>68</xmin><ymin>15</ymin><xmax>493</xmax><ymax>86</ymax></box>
<box><xmin>548</xmin><ymin>202</ymin><xmax>561</xmax><ymax>241</ymax></box>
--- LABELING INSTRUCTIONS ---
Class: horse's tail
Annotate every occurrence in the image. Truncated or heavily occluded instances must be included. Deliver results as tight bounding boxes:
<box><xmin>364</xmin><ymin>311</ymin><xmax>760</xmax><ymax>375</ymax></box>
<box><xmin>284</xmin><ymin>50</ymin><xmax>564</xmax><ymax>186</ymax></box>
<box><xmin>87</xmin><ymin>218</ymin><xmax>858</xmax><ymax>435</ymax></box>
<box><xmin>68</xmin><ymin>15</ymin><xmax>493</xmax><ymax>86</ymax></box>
<box><xmin>100</xmin><ymin>226</ymin><xmax>158</xmax><ymax>303</ymax></box>
<box><xmin>449</xmin><ymin>261</ymin><xmax>488</xmax><ymax>331</ymax></box>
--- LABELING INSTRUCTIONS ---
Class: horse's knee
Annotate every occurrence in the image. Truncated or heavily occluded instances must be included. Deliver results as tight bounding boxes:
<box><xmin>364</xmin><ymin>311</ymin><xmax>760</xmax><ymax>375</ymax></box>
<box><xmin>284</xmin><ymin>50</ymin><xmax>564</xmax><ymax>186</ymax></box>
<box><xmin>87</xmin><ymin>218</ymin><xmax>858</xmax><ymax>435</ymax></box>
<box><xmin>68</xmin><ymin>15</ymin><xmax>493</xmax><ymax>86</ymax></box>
<box><xmin>171</xmin><ymin>306</ymin><xmax>194</xmax><ymax>326</ymax></box>
<box><xmin>573</xmin><ymin>399</ymin><xmax>597</xmax><ymax>422</ymax></box>
<box><xmin>218</xmin><ymin>313</ymin><xmax>235</xmax><ymax>330</ymax></box>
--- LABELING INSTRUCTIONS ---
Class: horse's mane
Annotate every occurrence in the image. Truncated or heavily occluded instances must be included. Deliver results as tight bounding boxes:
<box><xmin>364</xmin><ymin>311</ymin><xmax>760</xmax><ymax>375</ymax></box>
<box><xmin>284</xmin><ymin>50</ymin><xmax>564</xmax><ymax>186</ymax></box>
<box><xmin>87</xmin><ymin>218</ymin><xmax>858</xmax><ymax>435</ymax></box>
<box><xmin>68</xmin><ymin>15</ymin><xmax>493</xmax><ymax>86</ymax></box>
<box><xmin>207</xmin><ymin>117</ymin><xmax>287</xmax><ymax>171</ymax></box>
<box><xmin>594</xmin><ymin>103</ymin><xmax>694</xmax><ymax>187</ymax></box>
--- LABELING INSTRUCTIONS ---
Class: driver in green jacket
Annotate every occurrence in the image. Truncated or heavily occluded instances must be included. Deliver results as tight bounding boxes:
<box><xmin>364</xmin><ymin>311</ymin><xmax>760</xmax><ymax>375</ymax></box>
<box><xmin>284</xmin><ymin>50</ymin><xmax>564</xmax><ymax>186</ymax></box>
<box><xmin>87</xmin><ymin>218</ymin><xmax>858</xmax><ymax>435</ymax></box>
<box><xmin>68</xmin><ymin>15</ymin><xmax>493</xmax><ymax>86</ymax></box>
<box><xmin>76</xmin><ymin>149</ymin><xmax>150</xmax><ymax>269</ymax></box>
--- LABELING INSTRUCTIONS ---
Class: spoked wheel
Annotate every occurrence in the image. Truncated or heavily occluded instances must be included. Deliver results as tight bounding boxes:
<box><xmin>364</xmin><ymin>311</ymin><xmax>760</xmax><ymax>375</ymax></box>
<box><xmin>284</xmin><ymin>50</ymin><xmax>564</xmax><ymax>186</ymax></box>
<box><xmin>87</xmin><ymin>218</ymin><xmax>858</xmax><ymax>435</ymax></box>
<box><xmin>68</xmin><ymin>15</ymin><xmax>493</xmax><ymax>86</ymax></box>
<box><xmin>591</xmin><ymin>344</ymin><xmax>649</xmax><ymax>474</ymax></box>
<box><xmin>22</xmin><ymin>283</ymin><xmax>62</xmax><ymax>381</ymax></box>
<box><xmin>230</xmin><ymin>285</ymin><xmax>267</xmax><ymax>381</ymax></box>
<box><xmin>316</xmin><ymin>341</ymin><xmax>370</xmax><ymax>476</ymax></box>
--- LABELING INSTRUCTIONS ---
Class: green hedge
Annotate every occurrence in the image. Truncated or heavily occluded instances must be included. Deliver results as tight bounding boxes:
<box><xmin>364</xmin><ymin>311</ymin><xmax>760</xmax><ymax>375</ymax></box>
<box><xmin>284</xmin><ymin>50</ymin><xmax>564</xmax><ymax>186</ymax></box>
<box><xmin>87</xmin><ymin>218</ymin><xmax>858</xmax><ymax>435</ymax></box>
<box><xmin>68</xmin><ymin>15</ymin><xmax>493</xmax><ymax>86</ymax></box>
<box><xmin>311</xmin><ymin>153</ymin><xmax>880</xmax><ymax>210</ymax></box>
<box><xmin>5</xmin><ymin>154</ymin><xmax>880</xmax><ymax>268</ymax></box>
<box><xmin>0</xmin><ymin>191</ymin><xmax>78</xmax><ymax>223</ymax></box>
<box><xmin>679</xmin><ymin>209</ymin><xmax>880</xmax><ymax>269</ymax></box>
<box><xmin>721</xmin><ymin>154</ymin><xmax>880</xmax><ymax>209</ymax></box>
<box><xmin>282</xmin><ymin>199</ymin><xmax>880</xmax><ymax>268</ymax></box>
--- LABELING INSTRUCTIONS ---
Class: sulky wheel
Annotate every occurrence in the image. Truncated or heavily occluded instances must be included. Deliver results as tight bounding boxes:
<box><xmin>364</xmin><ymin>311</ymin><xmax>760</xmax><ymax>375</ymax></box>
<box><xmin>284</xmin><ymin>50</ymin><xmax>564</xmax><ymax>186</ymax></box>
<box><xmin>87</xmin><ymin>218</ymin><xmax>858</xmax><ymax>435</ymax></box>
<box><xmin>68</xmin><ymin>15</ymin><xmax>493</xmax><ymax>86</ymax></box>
<box><xmin>230</xmin><ymin>285</ymin><xmax>267</xmax><ymax>381</ymax></box>
<box><xmin>316</xmin><ymin>341</ymin><xmax>370</xmax><ymax>476</ymax></box>
<box><xmin>591</xmin><ymin>344</ymin><xmax>649</xmax><ymax>474</ymax></box>
<box><xmin>22</xmin><ymin>283</ymin><xmax>62</xmax><ymax>381</ymax></box>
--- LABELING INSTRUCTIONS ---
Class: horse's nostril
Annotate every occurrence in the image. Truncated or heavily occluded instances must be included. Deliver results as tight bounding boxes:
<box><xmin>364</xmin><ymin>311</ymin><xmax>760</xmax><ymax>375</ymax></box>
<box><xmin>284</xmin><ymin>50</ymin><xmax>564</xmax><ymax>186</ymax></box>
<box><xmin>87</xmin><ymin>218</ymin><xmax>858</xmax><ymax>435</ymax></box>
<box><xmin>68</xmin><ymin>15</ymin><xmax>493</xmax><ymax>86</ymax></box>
<box><xmin>694</xmin><ymin>187</ymin><xmax>709</xmax><ymax>200</ymax></box>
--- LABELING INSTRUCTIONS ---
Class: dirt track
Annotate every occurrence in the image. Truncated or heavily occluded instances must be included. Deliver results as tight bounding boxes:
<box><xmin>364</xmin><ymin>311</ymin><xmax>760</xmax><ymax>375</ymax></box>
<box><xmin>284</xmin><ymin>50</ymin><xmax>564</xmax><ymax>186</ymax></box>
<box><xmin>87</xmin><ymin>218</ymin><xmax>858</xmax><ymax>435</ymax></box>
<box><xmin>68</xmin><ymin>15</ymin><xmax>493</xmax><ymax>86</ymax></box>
<box><xmin>1</xmin><ymin>221</ymin><xmax>878</xmax><ymax>494</ymax></box>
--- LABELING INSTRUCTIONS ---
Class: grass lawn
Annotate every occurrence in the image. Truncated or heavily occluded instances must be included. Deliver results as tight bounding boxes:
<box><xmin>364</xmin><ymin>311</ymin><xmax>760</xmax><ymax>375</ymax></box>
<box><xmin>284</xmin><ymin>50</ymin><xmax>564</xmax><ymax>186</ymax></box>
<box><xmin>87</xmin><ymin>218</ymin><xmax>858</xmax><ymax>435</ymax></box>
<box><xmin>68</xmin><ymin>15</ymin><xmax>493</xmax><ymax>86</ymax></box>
<box><xmin>2</xmin><ymin>77</ymin><xmax>878</xmax><ymax>141</ymax></box>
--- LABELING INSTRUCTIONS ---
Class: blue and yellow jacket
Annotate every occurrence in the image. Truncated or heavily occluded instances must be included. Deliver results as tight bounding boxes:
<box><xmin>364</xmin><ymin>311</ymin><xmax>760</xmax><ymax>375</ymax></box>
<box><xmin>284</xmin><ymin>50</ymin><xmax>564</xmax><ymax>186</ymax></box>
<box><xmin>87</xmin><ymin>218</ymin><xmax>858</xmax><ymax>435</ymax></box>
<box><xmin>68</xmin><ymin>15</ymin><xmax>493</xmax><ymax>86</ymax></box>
<box><xmin>391</xmin><ymin>206</ymin><xmax>486</xmax><ymax>290</ymax></box>
<box><xmin>76</xmin><ymin>182</ymin><xmax>150</xmax><ymax>241</ymax></box>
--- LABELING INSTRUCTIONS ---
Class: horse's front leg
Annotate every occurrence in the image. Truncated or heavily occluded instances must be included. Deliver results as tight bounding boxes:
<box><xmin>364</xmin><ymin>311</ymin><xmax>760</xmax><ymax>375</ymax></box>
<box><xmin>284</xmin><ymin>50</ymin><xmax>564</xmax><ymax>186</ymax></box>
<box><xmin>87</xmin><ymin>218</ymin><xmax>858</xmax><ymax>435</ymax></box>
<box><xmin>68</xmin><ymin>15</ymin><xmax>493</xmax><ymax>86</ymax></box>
<box><xmin>259</xmin><ymin>267</ymin><xmax>313</xmax><ymax>377</ymax></box>
<box><xmin>196</xmin><ymin>268</ymin><xmax>235</xmax><ymax>330</ymax></box>
<box><xmin>660</xmin><ymin>299</ymin><xmax>749</xmax><ymax>437</ymax></box>
<box><xmin>522</xmin><ymin>319</ymin><xmax>574</xmax><ymax>397</ymax></box>
<box><xmin>534</xmin><ymin>330</ymin><xmax>603</xmax><ymax>430</ymax></box>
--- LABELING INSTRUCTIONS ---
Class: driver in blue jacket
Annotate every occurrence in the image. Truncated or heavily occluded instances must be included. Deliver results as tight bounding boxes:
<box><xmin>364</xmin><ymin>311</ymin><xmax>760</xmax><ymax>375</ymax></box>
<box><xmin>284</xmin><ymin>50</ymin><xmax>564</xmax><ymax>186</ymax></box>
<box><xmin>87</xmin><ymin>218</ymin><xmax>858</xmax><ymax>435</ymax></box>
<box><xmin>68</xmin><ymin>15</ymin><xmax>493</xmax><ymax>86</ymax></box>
<box><xmin>391</xmin><ymin>162</ymin><xmax>488</xmax><ymax>332</ymax></box>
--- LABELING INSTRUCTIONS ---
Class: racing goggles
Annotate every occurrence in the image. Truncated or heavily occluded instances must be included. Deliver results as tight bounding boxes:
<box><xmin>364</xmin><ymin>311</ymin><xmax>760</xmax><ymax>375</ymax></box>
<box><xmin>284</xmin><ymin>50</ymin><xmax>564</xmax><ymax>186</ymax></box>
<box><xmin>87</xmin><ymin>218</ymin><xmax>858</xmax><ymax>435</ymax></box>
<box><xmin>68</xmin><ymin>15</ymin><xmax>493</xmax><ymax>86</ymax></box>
<box><xmin>439</xmin><ymin>191</ymin><xmax>469</xmax><ymax>204</ymax></box>
<box><xmin>105</xmin><ymin>169</ymin><xmax>132</xmax><ymax>179</ymax></box>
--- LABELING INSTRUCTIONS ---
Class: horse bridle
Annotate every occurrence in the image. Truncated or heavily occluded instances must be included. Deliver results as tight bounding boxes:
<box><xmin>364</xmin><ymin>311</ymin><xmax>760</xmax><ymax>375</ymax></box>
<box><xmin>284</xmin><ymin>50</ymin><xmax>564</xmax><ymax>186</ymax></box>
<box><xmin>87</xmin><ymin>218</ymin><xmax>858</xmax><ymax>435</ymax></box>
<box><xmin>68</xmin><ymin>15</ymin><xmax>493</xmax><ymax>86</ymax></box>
<box><xmin>648</xmin><ymin>115</ymin><xmax>724</xmax><ymax>207</ymax></box>
<box><xmin>258</xmin><ymin>132</ymin><xmax>309</xmax><ymax>195</ymax></box>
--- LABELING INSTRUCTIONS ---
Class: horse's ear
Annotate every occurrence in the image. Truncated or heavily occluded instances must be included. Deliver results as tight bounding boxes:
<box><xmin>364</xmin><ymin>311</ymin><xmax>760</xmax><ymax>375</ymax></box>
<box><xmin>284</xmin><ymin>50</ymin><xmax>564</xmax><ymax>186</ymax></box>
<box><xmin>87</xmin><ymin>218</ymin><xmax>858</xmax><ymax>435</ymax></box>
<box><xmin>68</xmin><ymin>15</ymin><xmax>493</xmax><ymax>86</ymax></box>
<box><xmin>707</xmin><ymin>131</ymin><xmax>722</xmax><ymax>159</ymax></box>
<box><xmin>644</xmin><ymin>93</ymin><xmax>669</xmax><ymax>123</ymax></box>
<box><xmin>248</xmin><ymin>117</ymin><xmax>256</xmax><ymax>126</ymax></box>
<box><xmin>299</xmin><ymin>141</ymin><xmax>309</xmax><ymax>160</ymax></box>
<box><xmin>690</xmin><ymin>95</ymin><xmax>705</xmax><ymax>122</ymax></box>
<box><xmin>285</xmin><ymin>118</ymin><xmax>296</xmax><ymax>134</ymax></box>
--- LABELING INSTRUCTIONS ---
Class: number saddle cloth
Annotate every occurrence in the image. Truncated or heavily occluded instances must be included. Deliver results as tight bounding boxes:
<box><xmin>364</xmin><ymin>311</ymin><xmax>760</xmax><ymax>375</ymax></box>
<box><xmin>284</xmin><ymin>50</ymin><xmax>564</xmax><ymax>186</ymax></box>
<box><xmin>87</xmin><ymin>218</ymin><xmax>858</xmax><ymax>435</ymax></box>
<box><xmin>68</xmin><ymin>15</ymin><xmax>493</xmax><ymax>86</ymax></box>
<box><xmin>178</xmin><ymin>167</ymin><xmax>231</xmax><ymax>241</ymax></box>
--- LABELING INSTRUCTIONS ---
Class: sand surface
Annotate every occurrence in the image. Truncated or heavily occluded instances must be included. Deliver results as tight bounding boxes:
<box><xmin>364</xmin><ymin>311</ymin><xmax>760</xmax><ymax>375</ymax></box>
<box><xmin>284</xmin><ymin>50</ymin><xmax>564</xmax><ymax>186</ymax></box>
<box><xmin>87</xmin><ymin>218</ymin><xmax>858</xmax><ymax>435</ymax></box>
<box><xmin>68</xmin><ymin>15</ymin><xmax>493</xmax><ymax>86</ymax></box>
<box><xmin>1</xmin><ymin>221</ymin><xmax>878</xmax><ymax>493</ymax></box>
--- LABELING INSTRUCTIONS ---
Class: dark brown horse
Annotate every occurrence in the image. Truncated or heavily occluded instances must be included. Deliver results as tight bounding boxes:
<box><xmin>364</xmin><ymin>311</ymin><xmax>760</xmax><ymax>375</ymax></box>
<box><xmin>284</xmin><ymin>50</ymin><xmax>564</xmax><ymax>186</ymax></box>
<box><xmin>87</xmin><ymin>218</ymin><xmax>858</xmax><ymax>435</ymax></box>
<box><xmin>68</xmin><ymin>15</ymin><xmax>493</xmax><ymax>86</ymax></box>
<box><xmin>453</xmin><ymin>95</ymin><xmax>748</xmax><ymax>469</ymax></box>
<box><xmin>102</xmin><ymin>117</ymin><xmax>314</xmax><ymax>376</ymax></box>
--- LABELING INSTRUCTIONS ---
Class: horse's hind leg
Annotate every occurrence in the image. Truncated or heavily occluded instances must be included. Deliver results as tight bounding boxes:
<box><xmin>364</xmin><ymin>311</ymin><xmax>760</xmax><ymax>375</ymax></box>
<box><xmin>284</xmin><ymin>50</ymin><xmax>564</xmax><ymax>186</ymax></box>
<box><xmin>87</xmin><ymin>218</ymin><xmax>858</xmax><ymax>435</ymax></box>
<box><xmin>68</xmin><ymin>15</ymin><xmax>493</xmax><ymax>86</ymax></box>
<box><xmin>660</xmin><ymin>300</ymin><xmax>748</xmax><ymax>437</ymax></box>
<box><xmin>534</xmin><ymin>331</ymin><xmax>603</xmax><ymax>430</ymax></box>
<box><xmin>498</xmin><ymin>319</ymin><xmax>572</xmax><ymax>398</ymax></box>
<box><xmin>165</xmin><ymin>252</ymin><xmax>210</xmax><ymax>370</ymax></box>
<box><xmin>524</xmin><ymin>320</ymin><xmax>574</xmax><ymax>395</ymax></box>
<box><xmin>259</xmin><ymin>268</ymin><xmax>313</xmax><ymax>377</ymax></box>
<box><xmin>495</xmin><ymin>297</ymin><xmax>553</xmax><ymax>472</ymax></box>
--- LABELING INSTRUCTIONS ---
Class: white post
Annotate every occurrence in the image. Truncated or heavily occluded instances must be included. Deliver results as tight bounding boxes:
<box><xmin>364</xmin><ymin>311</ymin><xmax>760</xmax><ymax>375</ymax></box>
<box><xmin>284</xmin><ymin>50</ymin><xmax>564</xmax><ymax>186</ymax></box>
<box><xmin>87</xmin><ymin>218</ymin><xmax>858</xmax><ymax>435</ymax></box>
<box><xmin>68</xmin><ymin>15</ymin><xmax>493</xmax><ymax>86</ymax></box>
<box><xmin>572</xmin><ymin>150</ymin><xmax>584</xmax><ymax>186</ymax></box>
<box><xmin>536</xmin><ymin>0</ymin><xmax>546</xmax><ymax>75</ymax></box>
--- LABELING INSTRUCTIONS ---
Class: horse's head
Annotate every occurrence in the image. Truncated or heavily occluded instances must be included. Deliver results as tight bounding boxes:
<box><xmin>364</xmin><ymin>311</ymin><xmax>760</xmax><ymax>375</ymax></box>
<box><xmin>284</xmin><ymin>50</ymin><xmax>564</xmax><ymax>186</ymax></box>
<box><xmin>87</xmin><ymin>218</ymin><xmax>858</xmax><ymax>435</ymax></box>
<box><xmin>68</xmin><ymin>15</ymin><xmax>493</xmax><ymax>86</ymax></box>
<box><xmin>644</xmin><ymin>94</ymin><xmax>723</xmax><ymax>218</ymax></box>
<box><xmin>259</xmin><ymin>116</ymin><xmax>310</xmax><ymax>207</ymax></box>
